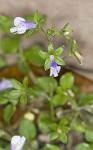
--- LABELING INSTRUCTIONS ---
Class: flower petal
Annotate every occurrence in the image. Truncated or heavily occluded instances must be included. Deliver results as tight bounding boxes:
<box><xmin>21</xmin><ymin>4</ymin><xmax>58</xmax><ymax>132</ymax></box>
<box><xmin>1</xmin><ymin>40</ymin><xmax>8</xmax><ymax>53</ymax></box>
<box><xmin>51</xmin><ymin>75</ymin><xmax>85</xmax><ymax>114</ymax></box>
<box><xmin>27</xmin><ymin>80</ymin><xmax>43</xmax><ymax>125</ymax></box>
<box><xmin>21</xmin><ymin>21</ymin><xmax>37</xmax><ymax>29</ymax></box>
<box><xmin>17</xmin><ymin>26</ymin><xmax>27</xmax><ymax>34</ymax></box>
<box><xmin>0</xmin><ymin>79</ymin><xmax>13</xmax><ymax>90</ymax></box>
<box><xmin>10</xmin><ymin>135</ymin><xmax>26</xmax><ymax>150</ymax></box>
<box><xmin>10</xmin><ymin>27</ymin><xmax>17</xmax><ymax>33</ymax></box>
<box><xmin>14</xmin><ymin>17</ymin><xmax>25</xmax><ymax>26</ymax></box>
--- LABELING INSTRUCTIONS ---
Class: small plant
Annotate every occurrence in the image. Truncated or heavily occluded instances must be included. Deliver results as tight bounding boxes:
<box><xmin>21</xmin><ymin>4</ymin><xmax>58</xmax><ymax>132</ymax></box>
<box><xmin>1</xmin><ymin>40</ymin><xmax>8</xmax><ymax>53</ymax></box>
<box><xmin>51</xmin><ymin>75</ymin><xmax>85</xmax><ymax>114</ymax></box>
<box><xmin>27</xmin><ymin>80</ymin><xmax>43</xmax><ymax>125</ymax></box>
<box><xmin>0</xmin><ymin>11</ymin><xmax>93</xmax><ymax>150</ymax></box>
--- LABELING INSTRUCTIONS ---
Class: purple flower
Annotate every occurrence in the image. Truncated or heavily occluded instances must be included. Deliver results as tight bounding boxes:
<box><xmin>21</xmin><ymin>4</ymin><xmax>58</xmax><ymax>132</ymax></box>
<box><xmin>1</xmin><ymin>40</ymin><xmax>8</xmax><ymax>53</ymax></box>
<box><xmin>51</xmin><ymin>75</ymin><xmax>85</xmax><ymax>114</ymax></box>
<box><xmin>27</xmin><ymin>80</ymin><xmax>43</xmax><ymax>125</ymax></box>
<box><xmin>0</xmin><ymin>79</ymin><xmax>13</xmax><ymax>90</ymax></box>
<box><xmin>10</xmin><ymin>17</ymin><xmax>37</xmax><ymax>34</ymax></box>
<box><xmin>10</xmin><ymin>135</ymin><xmax>26</xmax><ymax>150</ymax></box>
<box><xmin>50</xmin><ymin>55</ymin><xmax>61</xmax><ymax>77</ymax></box>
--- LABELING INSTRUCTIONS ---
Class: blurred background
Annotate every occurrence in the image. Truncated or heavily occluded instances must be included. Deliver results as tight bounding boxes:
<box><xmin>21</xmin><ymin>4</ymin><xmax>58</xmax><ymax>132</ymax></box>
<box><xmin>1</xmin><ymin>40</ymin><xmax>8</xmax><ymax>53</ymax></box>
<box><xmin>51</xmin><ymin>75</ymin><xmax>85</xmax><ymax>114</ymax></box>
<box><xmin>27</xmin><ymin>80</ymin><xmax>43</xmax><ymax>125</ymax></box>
<box><xmin>0</xmin><ymin>0</ymin><xmax>93</xmax><ymax>80</ymax></box>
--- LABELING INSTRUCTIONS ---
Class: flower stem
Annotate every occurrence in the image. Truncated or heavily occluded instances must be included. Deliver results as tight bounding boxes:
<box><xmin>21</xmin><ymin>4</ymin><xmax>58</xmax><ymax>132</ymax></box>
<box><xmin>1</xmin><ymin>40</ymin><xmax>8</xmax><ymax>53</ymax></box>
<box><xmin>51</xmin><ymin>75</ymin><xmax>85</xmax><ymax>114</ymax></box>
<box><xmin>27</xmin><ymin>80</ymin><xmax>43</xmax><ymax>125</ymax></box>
<box><xmin>50</xmin><ymin>75</ymin><xmax>54</xmax><ymax>120</ymax></box>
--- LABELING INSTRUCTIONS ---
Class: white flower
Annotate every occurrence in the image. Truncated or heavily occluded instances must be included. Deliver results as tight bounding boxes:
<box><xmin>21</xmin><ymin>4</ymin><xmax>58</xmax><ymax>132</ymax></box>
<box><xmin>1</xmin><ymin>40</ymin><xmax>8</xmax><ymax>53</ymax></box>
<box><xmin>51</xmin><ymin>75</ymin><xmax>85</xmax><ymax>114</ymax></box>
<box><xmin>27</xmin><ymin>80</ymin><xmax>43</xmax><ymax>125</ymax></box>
<box><xmin>10</xmin><ymin>135</ymin><xmax>26</xmax><ymax>150</ymax></box>
<box><xmin>50</xmin><ymin>55</ymin><xmax>61</xmax><ymax>77</ymax></box>
<box><xmin>10</xmin><ymin>17</ymin><xmax>37</xmax><ymax>34</ymax></box>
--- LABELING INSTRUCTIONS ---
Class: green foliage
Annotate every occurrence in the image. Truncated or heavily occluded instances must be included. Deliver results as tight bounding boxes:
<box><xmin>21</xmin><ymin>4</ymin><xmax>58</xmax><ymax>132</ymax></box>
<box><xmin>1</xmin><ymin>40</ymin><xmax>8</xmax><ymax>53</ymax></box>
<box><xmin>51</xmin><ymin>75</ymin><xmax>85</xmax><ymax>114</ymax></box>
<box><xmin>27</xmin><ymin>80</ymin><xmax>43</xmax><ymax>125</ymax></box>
<box><xmin>0</xmin><ymin>15</ymin><xmax>13</xmax><ymax>33</ymax></box>
<box><xmin>85</xmin><ymin>130</ymin><xmax>93</xmax><ymax>142</ymax></box>
<box><xmin>18</xmin><ymin>118</ymin><xmax>37</xmax><ymax>141</ymax></box>
<box><xmin>37</xmin><ymin>76</ymin><xmax>57</xmax><ymax>92</ymax></box>
<box><xmin>11</xmin><ymin>79</ymin><xmax>23</xmax><ymax>90</ymax></box>
<box><xmin>3</xmin><ymin>104</ymin><xmax>16</xmax><ymax>123</ymax></box>
<box><xmin>79</xmin><ymin>93</ymin><xmax>93</xmax><ymax>106</ymax></box>
<box><xmin>60</xmin><ymin>72</ymin><xmax>74</xmax><ymax>90</ymax></box>
<box><xmin>43</xmin><ymin>144</ymin><xmax>61</xmax><ymax>150</ymax></box>
<box><xmin>0</xmin><ymin>37</ymin><xmax>20</xmax><ymax>54</ymax></box>
<box><xmin>24</xmin><ymin>45</ymin><xmax>45</xmax><ymax>66</ymax></box>
<box><xmin>50</xmin><ymin>119</ymin><xmax>70</xmax><ymax>144</ymax></box>
<box><xmin>38</xmin><ymin>112</ymin><xmax>52</xmax><ymax>133</ymax></box>
<box><xmin>0</xmin><ymin>56</ymin><xmax>6</xmax><ymax>69</ymax></box>
<box><xmin>52</xmin><ymin>94</ymin><xmax>68</xmax><ymax>106</ymax></box>
<box><xmin>75</xmin><ymin>143</ymin><xmax>91</xmax><ymax>150</ymax></box>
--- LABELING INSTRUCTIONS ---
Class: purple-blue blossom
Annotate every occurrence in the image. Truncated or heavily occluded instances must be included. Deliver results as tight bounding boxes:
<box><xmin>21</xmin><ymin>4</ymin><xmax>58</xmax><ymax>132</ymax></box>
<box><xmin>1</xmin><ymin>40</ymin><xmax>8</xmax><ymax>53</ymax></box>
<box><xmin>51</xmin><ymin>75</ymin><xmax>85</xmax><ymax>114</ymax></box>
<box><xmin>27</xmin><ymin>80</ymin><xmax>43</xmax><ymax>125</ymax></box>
<box><xmin>10</xmin><ymin>17</ymin><xmax>37</xmax><ymax>34</ymax></box>
<box><xmin>50</xmin><ymin>55</ymin><xmax>61</xmax><ymax>77</ymax></box>
<box><xmin>10</xmin><ymin>135</ymin><xmax>26</xmax><ymax>150</ymax></box>
<box><xmin>0</xmin><ymin>79</ymin><xmax>13</xmax><ymax>90</ymax></box>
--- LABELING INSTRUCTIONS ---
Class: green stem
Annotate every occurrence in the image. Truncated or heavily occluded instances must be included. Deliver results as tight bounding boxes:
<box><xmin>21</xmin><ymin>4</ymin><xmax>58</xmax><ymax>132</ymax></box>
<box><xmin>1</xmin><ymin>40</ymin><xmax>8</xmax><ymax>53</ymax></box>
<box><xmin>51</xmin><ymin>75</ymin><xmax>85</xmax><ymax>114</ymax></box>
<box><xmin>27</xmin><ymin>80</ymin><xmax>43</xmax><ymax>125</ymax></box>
<box><xmin>50</xmin><ymin>75</ymin><xmax>54</xmax><ymax>120</ymax></box>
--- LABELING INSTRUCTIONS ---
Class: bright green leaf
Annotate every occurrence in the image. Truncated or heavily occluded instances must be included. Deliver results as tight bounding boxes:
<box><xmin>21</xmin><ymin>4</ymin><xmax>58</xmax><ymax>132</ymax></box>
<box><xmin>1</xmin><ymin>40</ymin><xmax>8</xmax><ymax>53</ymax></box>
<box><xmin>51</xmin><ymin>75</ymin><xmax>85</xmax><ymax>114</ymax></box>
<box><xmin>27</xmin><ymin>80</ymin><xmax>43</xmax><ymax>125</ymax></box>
<box><xmin>48</xmin><ymin>42</ymin><xmax>54</xmax><ymax>53</ymax></box>
<box><xmin>59</xmin><ymin>133</ymin><xmax>67</xmax><ymax>143</ymax></box>
<box><xmin>1</xmin><ymin>37</ymin><xmax>20</xmax><ymax>54</ymax></box>
<box><xmin>11</xmin><ymin>79</ymin><xmax>23</xmax><ymax>90</ymax></box>
<box><xmin>75</xmin><ymin>143</ymin><xmax>91</xmax><ymax>150</ymax></box>
<box><xmin>9</xmin><ymin>90</ymin><xmax>21</xmax><ymax>98</ymax></box>
<box><xmin>38</xmin><ymin>50</ymin><xmax>49</xmax><ymax>59</ymax></box>
<box><xmin>60</xmin><ymin>72</ymin><xmax>74</xmax><ymax>90</ymax></box>
<box><xmin>24</xmin><ymin>45</ymin><xmax>45</xmax><ymax>66</ymax></box>
<box><xmin>3</xmin><ymin>104</ymin><xmax>16</xmax><ymax>123</ymax></box>
<box><xmin>20</xmin><ymin>94</ymin><xmax>27</xmax><ymax>105</ymax></box>
<box><xmin>37</xmin><ymin>76</ymin><xmax>57</xmax><ymax>92</ymax></box>
<box><xmin>44</xmin><ymin>144</ymin><xmax>60</xmax><ymax>150</ymax></box>
<box><xmin>50</xmin><ymin>131</ymin><xmax>59</xmax><ymax>140</ymax></box>
<box><xmin>85</xmin><ymin>130</ymin><xmax>93</xmax><ymax>142</ymax></box>
<box><xmin>0</xmin><ymin>57</ymin><xmax>6</xmax><ymax>68</ymax></box>
<box><xmin>54</xmin><ymin>46</ymin><xmax>64</xmax><ymax>56</ymax></box>
<box><xmin>44</xmin><ymin>57</ymin><xmax>51</xmax><ymax>70</ymax></box>
<box><xmin>0</xmin><ymin>15</ymin><xmax>13</xmax><ymax>33</ymax></box>
<box><xmin>54</xmin><ymin>56</ymin><xmax>65</xmax><ymax>66</ymax></box>
<box><xmin>53</xmin><ymin>95</ymin><xmax>68</xmax><ymax>106</ymax></box>
<box><xmin>19</xmin><ymin>118</ymin><xmax>37</xmax><ymax>140</ymax></box>
<box><xmin>38</xmin><ymin>112</ymin><xmax>51</xmax><ymax>133</ymax></box>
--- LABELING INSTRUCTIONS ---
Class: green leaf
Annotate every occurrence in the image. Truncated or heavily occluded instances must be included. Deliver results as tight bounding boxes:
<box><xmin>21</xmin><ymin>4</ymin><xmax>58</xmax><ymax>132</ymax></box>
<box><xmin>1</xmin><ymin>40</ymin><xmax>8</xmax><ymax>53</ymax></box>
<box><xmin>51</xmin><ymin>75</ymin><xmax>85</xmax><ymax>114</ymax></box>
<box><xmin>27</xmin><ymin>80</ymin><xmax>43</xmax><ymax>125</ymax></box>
<box><xmin>20</xmin><ymin>94</ymin><xmax>27</xmax><ymax>105</ymax></box>
<box><xmin>18</xmin><ymin>58</ymin><xmax>29</xmax><ymax>73</ymax></box>
<box><xmin>34</xmin><ymin>10</ymin><xmax>39</xmax><ymax>23</ymax></box>
<box><xmin>0</xmin><ymin>56</ymin><xmax>6</xmax><ymax>68</ymax></box>
<box><xmin>48</xmin><ymin>42</ymin><xmax>54</xmax><ymax>53</ymax></box>
<box><xmin>27</xmin><ymin>86</ymin><xmax>41</xmax><ymax>99</ymax></box>
<box><xmin>75</xmin><ymin>143</ymin><xmax>91</xmax><ymax>150</ymax></box>
<box><xmin>85</xmin><ymin>130</ymin><xmax>93</xmax><ymax>142</ymax></box>
<box><xmin>71</xmin><ymin>38</ymin><xmax>77</xmax><ymax>52</ymax></box>
<box><xmin>44</xmin><ymin>144</ymin><xmax>60</xmax><ymax>150</ymax></box>
<box><xmin>53</xmin><ymin>95</ymin><xmax>68</xmax><ymax>106</ymax></box>
<box><xmin>50</xmin><ymin>131</ymin><xmax>59</xmax><ymax>140</ymax></box>
<box><xmin>60</xmin><ymin>72</ymin><xmax>74</xmax><ymax>90</ymax></box>
<box><xmin>0</xmin><ymin>15</ymin><xmax>13</xmax><ymax>33</ymax></box>
<box><xmin>18</xmin><ymin>118</ymin><xmax>37</xmax><ymax>140</ymax></box>
<box><xmin>50</xmin><ymin>123</ymin><xmax>58</xmax><ymax>131</ymax></box>
<box><xmin>1</xmin><ymin>37</ymin><xmax>20</xmax><ymax>54</ymax></box>
<box><xmin>0</xmin><ymin>97</ymin><xmax>9</xmax><ymax>104</ymax></box>
<box><xmin>24</xmin><ymin>45</ymin><xmax>45</xmax><ymax>66</ymax></box>
<box><xmin>37</xmin><ymin>76</ymin><xmax>57</xmax><ymax>92</ymax></box>
<box><xmin>59</xmin><ymin>133</ymin><xmax>67</xmax><ymax>143</ymax></box>
<box><xmin>54</xmin><ymin>56</ymin><xmax>65</xmax><ymax>66</ymax></box>
<box><xmin>38</xmin><ymin>112</ymin><xmax>51</xmax><ymax>133</ymax></box>
<box><xmin>3</xmin><ymin>104</ymin><xmax>16</xmax><ymax>123</ymax></box>
<box><xmin>44</xmin><ymin>57</ymin><xmax>51</xmax><ymax>70</ymax></box>
<box><xmin>23</xmin><ymin>76</ymin><xmax>29</xmax><ymax>89</ymax></box>
<box><xmin>78</xmin><ymin>93</ymin><xmax>93</xmax><ymax>106</ymax></box>
<box><xmin>11</xmin><ymin>79</ymin><xmax>23</xmax><ymax>90</ymax></box>
<box><xmin>9</xmin><ymin>90</ymin><xmax>21</xmax><ymax>98</ymax></box>
<box><xmin>54</xmin><ymin>46</ymin><xmax>64</xmax><ymax>56</ymax></box>
<box><xmin>38</xmin><ymin>50</ymin><xmax>49</xmax><ymax>59</ymax></box>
